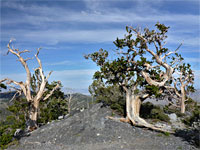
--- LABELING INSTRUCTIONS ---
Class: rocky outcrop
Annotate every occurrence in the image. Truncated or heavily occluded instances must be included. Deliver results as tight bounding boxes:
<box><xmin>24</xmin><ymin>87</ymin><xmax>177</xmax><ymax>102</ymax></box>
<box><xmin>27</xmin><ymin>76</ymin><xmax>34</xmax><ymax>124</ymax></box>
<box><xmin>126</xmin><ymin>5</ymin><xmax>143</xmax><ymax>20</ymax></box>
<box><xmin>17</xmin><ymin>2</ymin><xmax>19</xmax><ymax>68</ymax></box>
<box><xmin>8</xmin><ymin>103</ymin><xmax>198</xmax><ymax>150</ymax></box>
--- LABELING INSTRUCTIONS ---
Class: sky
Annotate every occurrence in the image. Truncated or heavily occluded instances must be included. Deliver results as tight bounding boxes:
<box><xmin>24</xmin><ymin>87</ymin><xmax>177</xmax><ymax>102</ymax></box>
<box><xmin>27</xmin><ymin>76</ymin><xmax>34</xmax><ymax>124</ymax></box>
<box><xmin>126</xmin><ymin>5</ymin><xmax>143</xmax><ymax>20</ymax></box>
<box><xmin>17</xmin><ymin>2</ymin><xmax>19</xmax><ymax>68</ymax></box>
<box><xmin>0</xmin><ymin>0</ymin><xmax>199</xmax><ymax>94</ymax></box>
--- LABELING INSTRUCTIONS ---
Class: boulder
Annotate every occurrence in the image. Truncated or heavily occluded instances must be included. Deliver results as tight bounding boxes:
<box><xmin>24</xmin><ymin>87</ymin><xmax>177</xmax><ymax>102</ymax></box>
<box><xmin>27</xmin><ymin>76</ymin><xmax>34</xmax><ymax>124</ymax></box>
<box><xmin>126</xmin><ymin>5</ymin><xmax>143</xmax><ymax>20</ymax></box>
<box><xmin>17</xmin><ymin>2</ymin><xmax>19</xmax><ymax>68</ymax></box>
<box><xmin>168</xmin><ymin>113</ymin><xmax>177</xmax><ymax>122</ymax></box>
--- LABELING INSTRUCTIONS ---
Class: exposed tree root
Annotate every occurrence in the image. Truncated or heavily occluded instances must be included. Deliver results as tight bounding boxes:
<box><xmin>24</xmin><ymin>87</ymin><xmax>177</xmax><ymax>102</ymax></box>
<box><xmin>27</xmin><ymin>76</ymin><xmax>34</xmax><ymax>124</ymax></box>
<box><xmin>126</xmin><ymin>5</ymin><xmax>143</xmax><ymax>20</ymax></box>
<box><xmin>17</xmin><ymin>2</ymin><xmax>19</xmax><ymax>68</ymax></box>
<box><xmin>107</xmin><ymin>116</ymin><xmax>174</xmax><ymax>133</ymax></box>
<box><xmin>106</xmin><ymin>116</ymin><xmax>130</xmax><ymax>123</ymax></box>
<box><xmin>120</xmin><ymin>117</ymin><xmax>131</xmax><ymax>123</ymax></box>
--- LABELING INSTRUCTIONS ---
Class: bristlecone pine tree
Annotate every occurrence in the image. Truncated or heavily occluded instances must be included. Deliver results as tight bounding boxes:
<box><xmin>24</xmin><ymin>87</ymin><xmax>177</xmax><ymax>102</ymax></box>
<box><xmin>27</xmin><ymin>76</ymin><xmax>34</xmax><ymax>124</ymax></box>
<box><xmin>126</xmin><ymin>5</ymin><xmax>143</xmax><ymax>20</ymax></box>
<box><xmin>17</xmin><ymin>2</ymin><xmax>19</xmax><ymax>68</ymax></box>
<box><xmin>0</xmin><ymin>40</ymin><xmax>60</xmax><ymax>130</ymax></box>
<box><xmin>85</xmin><ymin>23</ymin><xmax>191</xmax><ymax>132</ymax></box>
<box><xmin>166</xmin><ymin>62</ymin><xmax>195</xmax><ymax>114</ymax></box>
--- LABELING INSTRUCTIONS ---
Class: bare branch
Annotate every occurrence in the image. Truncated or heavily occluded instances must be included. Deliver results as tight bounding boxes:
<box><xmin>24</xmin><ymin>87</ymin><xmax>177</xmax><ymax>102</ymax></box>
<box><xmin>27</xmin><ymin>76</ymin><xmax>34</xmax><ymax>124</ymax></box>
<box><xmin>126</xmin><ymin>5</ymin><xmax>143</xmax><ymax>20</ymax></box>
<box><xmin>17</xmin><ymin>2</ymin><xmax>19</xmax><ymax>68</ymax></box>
<box><xmin>4</xmin><ymin>78</ymin><xmax>23</xmax><ymax>87</ymax></box>
<box><xmin>19</xmin><ymin>50</ymin><xmax>31</xmax><ymax>55</ymax></box>
<box><xmin>173</xmin><ymin>80</ymin><xmax>181</xmax><ymax>98</ymax></box>
<box><xmin>24</xmin><ymin>57</ymin><xmax>33</xmax><ymax>62</ymax></box>
<box><xmin>9</xmin><ymin>90</ymin><xmax>22</xmax><ymax>103</ymax></box>
<box><xmin>7</xmin><ymin>84</ymin><xmax>20</xmax><ymax>91</ymax></box>
<box><xmin>161</xmin><ymin>51</ymin><xmax>175</xmax><ymax>60</ymax></box>
<box><xmin>0</xmin><ymin>79</ymin><xmax>7</xmax><ymax>83</ymax></box>
<box><xmin>144</xmin><ymin>63</ymin><xmax>160</xmax><ymax>70</ymax></box>
<box><xmin>161</xmin><ymin>43</ymin><xmax>182</xmax><ymax>60</ymax></box>
<box><xmin>153</xmin><ymin>41</ymin><xmax>159</xmax><ymax>53</ymax></box>
<box><xmin>1</xmin><ymin>78</ymin><xmax>28</xmax><ymax>100</ymax></box>
<box><xmin>7</xmin><ymin>40</ymin><xmax>32</xmax><ymax>101</ymax></box>
<box><xmin>46</xmin><ymin>71</ymin><xmax>53</xmax><ymax>81</ymax></box>
<box><xmin>165</xmin><ymin>79</ymin><xmax>181</xmax><ymax>98</ymax></box>
<box><xmin>43</xmin><ymin>81</ymin><xmax>60</xmax><ymax>101</ymax></box>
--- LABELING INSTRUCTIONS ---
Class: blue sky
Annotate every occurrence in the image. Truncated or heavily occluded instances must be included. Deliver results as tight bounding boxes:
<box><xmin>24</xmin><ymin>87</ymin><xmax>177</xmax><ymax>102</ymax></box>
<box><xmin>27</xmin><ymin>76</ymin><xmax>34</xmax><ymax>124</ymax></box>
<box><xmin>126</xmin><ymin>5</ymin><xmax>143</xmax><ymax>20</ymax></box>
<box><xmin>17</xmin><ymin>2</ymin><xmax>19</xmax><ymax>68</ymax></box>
<box><xmin>0</xmin><ymin>0</ymin><xmax>199</xmax><ymax>94</ymax></box>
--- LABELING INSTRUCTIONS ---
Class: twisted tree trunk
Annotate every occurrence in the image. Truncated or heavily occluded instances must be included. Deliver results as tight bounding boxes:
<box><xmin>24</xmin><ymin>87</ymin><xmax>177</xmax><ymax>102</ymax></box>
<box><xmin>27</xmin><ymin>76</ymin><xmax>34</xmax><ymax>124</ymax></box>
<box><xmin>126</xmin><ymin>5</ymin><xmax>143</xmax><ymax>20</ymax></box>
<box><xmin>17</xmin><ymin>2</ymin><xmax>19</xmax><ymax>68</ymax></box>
<box><xmin>125</xmin><ymin>91</ymin><xmax>172</xmax><ymax>132</ymax></box>
<box><xmin>109</xmin><ymin>88</ymin><xmax>173</xmax><ymax>133</ymax></box>
<box><xmin>28</xmin><ymin>100</ymin><xmax>39</xmax><ymax>129</ymax></box>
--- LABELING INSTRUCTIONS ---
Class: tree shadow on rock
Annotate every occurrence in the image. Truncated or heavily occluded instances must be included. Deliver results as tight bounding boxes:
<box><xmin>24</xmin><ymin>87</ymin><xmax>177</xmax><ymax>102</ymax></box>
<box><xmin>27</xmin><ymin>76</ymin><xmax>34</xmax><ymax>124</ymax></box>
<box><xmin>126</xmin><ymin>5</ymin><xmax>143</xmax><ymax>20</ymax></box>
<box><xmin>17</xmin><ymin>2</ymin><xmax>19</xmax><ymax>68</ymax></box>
<box><xmin>175</xmin><ymin>128</ymin><xmax>199</xmax><ymax>148</ymax></box>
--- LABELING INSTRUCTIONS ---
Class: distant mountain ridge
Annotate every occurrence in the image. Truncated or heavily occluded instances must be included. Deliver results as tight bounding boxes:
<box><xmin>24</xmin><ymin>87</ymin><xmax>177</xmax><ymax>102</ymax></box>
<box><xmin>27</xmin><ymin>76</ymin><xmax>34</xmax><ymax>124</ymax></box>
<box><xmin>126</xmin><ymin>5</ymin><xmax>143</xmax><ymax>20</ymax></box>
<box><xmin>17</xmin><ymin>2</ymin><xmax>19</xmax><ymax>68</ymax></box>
<box><xmin>0</xmin><ymin>90</ymin><xmax>199</xmax><ymax>102</ymax></box>
<box><xmin>0</xmin><ymin>91</ymin><xmax>92</xmax><ymax>101</ymax></box>
<box><xmin>0</xmin><ymin>91</ymin><xmax>20</xmax><ymax>101</ymax></box>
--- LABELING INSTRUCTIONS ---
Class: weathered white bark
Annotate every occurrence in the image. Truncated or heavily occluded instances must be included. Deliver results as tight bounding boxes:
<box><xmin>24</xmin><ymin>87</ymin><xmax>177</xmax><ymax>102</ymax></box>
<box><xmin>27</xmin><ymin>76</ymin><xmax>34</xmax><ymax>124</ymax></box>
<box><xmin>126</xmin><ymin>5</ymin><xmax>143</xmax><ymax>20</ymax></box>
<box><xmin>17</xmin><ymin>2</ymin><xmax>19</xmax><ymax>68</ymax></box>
<box><xmin>109</xmin><ymin>85</ymin><xmax>173</xmax><ymax>133</ymax></box>
<box><xmin>29</xmin><ymin>100</ymin><xmax>40</xmax><ymax>128</ymax></box>
<box><xmin>141</xmin><ymin>50</ymin><xmax>174</xmax><ymax>87</ymax></box>
<box><xmin>127</xmin><ymin>92</ymin><xmax>173</xmax><ymax>132</ymax></box>
<box><xmin>180</xmin><ymin>85</ymin><xmax>186</xmax><ymax>113</ymax></box>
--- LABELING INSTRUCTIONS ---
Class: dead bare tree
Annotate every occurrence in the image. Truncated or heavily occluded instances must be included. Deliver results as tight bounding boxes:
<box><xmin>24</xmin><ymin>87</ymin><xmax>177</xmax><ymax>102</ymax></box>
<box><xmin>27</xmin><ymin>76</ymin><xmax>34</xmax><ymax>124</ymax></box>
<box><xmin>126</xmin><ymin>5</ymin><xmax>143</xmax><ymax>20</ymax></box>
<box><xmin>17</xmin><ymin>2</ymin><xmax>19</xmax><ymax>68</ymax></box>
<box><xmin>1</xmin><ymin>40</ymin><xmax>60</xmax><ymax>130</ymax></box>
<box><xmin>65</xmin><ymin>88</ymin><xmax>74</xmax><ymax>115</ymax></box>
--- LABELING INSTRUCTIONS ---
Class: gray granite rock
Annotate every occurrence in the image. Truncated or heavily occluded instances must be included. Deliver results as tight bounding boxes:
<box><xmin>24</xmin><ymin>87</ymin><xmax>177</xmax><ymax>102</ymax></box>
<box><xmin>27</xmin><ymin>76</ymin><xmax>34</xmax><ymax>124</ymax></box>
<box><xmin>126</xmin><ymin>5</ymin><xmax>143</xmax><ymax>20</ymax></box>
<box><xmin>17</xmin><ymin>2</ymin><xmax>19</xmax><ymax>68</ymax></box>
<box><xmin>8</xmin><ymin>103</ymin><xmax>199</xmax><ymax>150</ymax></box>
<box><xmin>168</xmin><ymin>113</ymin><xmax>177</xmax><ymax>122</ymax></box>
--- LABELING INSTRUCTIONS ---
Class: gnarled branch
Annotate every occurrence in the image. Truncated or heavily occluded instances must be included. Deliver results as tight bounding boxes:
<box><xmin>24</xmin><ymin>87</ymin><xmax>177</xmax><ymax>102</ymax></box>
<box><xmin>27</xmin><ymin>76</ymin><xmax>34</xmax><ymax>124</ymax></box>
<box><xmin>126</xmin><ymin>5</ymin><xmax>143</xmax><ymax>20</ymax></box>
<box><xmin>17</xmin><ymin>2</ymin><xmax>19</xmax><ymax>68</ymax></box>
<box><xmin>43</xmin><ymin>81</ymin><xmax>61</xmax><ymax>100</ymax></box>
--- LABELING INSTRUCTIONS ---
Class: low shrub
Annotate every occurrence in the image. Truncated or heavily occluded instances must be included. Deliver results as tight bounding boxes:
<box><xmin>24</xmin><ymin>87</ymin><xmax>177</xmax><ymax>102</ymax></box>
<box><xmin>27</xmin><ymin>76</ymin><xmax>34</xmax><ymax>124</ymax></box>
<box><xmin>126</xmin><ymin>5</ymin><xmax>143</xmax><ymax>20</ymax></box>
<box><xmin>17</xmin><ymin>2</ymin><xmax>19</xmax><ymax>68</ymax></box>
<box><xmin>140</xmin><ymin>102</ymin><xmax>170</xmax><ymax>123</ymax></box>
<box><xmin>0</xmin><ymin>82</ymin><xmax>68</xmax><ymax>149</ymax></box>
<box><xmin>0</xmin><ymin>115</ymin><xmax>25</xmax><ymax>149</ymax></box>
<box><xmin>183</xmin><ymin>107</ymin><xmax>200</xmax><ymax>126</ymax></box>
<box><xmin>163</xmin><ymin>105</ymin><xmax>185</xmax><ymax>117</ymax></box>
<box><xmin>163</xmin><ymin>98</ymin><xmax>200</xmax><ymax>127</ymax></box>
<box><xmin>90</xmin><ymin>81</ymin><xmax>126</xmax><ymax>116</ymax></box>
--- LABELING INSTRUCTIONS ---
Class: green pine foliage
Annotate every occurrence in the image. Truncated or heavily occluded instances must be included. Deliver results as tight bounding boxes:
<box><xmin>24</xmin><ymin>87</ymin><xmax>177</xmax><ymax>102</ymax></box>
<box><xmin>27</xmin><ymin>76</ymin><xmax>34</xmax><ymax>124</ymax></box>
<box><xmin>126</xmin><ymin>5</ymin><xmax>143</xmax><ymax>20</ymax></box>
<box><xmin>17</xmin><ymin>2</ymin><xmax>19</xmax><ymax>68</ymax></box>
<box><xmin>89</xmin><ymin>80</ymin><xmax>125</xmax><ymax>115</ymax></box>
<box><xmin>0</xmin><ymin>83</ymin><xmax>7</xmax><ymax>92</ymax></box>
<box><xmin>0</xmin><ymin>98</ymin><xmax>26</xmax><ymax>149</ymax></box>
<box><xmin>0</xmin><ymin>81</ymin><xmax>68</xmax><ymax>149</ymax></box>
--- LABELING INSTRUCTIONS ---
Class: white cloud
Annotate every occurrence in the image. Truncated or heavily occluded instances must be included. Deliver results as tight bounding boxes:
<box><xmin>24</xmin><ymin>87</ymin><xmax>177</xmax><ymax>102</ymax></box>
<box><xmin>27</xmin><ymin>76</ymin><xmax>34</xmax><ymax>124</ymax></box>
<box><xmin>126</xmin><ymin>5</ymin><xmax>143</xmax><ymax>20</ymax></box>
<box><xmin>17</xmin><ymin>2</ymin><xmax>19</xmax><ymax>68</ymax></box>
<box><xmin>53</xmin><ymin>69</ymin><xmax>95</xmax><ymax>76</ymax></box>
<box><xmin>184</xmin><ymin>58</ymin><xmax>200</xmax><ymax>63</ymax></box>
<box><xmin>1</xmin><ymin>0</ymin><xmax>199</xmax><ymax>26</ymax></box>
<box><xmin>2</xmin><ymin>3</ymin><xmax>199</xmax><ymax>25</ymax></box>
<box><xmin>1</xmin><ymin>1</ymin><xmax>199</xmax><ymax>47</ymax></box>
<box><xmin>1</xmin><ymin>28</ymin><xmax>125</xmax><ymax>44</ymax></box>
<box><xmin>167</xmin><ymin>34</ymin><xmax>200</xmax><ymax>47</ymax></box>
<box><xmin>44</xmin><ymin>60</ymin><xmax>72</xmax><ymax>66</ymax></box>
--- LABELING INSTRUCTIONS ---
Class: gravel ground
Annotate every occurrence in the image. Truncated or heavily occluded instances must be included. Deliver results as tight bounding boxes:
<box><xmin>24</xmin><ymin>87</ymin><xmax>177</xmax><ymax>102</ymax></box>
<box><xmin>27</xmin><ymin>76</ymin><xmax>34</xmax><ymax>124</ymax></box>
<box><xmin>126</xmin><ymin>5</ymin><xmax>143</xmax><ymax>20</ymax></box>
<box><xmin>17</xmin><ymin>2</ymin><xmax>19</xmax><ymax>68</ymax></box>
<box><xmin>8</xmin><ymin>103</ymin><xmax>199</xmax><ymax>150</ymax></box>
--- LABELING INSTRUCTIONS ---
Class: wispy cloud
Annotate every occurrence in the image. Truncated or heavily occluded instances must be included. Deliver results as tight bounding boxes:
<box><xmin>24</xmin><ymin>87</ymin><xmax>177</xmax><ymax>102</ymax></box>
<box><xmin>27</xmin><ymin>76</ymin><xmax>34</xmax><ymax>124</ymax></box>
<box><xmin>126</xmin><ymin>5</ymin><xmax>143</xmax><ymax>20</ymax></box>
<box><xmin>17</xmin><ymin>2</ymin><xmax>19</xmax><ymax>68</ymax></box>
<box><xmin>167</xmin><ymin>34</ymin><xmax>200</xmax><ymax>47</ymax></box>
<box><xmin>1</xmin><ymin>29</ymin><xmax>125</xmax><ymax>44</ymax></box>
<box><xmin>44</xmin><ymin>60</ymin><xmax>72</xmax><ymax>66</ymax></box>
<box><xmin>2</xmin><ymin>1</ymin><xmax>199</xmax><ymax>25</ymax></box>
<box><xmin>184</xmin><ymin>58</ymin><xmax>200</xmax><ymax>63</ymax></box>
<box><xmin>1</xmin><ymin>1</ymin><xmax>199</xmax><ymax>47</ymax></box>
